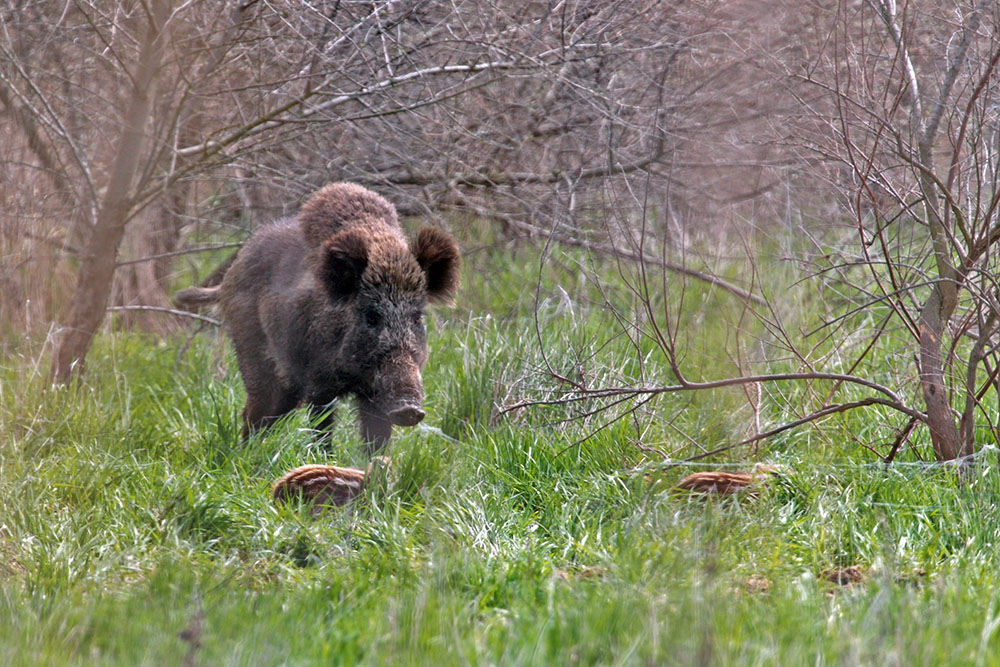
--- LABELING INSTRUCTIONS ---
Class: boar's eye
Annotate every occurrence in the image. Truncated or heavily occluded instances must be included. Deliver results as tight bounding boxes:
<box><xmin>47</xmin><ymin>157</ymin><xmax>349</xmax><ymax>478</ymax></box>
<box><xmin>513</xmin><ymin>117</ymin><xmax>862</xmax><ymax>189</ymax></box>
<box><xmin>363</xmin><ymin>307</ymin><xmax>382</xmax><ymax>329</ymax></box>
<box><xmin>411</xmin><ymin>312</ymin><xmax>425</xmax><ymax>328</ymax></box>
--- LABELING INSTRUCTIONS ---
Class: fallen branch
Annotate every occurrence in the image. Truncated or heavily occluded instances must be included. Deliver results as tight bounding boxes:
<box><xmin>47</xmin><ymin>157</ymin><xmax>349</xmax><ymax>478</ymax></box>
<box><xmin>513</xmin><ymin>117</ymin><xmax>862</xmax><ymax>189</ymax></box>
<box><xmin>546</xmin><ymin>233</ymin><xmax>765</xmax><ymax>307</ymax></box>
<box><xmin>441</xmin><ymin>190</ymin><xmax>763</xmax><ymax>306</ymax></box>
<box><xmin>663</xmin><ymin>401</ymin><xmax>919</xmax><ymax>467</ymax></box>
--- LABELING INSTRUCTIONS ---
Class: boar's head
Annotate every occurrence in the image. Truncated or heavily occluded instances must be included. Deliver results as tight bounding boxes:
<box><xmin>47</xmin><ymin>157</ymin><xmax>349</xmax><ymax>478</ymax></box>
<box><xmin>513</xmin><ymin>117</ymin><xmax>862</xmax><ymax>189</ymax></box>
<box><xmin>320</xmin><ymin>226</ymin><xmax>460</xmax><ymax>427</ymax></box>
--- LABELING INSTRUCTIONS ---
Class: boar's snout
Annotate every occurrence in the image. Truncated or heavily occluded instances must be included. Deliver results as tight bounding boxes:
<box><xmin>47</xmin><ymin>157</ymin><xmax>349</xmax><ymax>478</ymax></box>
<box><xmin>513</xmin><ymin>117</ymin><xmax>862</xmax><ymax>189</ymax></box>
<box><xmin>388</xmin><ymin>405</ymin><xmax>425</xmax><ymax>427</ymax></box>
<box><xmin>374</xmin><ymin>350</ymin><xmax>425</xmax><ymax>427</ymax></box>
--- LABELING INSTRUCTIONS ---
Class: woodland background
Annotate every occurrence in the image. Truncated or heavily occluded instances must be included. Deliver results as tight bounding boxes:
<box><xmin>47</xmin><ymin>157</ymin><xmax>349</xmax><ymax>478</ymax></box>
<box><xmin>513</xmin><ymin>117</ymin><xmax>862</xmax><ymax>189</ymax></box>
<box><xmin>4</xmin><ymin>2</ymin><xmax>1000</xmax><ymax>663</ymax></box>
<box><xmin>5</xmin><ymin>0</ymin><xmax>1000</xmax><ymax>462</ymax></box>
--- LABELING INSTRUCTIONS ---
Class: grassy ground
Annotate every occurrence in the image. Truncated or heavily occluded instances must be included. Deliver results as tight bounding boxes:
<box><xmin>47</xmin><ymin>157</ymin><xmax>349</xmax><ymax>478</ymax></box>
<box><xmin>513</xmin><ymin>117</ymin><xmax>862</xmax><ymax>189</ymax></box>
<box><xmin>3</xmin><ymin>235</ymin><xmax>1000</xmax><ymax>665</ymax></box>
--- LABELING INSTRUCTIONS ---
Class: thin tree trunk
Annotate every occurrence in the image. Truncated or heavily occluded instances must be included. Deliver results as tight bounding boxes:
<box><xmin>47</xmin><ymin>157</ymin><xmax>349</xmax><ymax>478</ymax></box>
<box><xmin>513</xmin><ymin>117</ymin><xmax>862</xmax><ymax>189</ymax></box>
<box><xmin>906</xmin><ymin>0</ymin><xmax>988</xmax><ymax>462</ymax></box>
<box><xmin>918</xmin><ymin>288</ymin><xmax>969</xmax><ymax>461</ymax></box>
<box><xmin>51</xmin><ymin>0</ymin><xmax>171</xmax><ymax>382</ymax></box>
<box><xmin>115</xmin><ymin>199</ymin><xmax>186</xmax><ymax>333</ymax></box>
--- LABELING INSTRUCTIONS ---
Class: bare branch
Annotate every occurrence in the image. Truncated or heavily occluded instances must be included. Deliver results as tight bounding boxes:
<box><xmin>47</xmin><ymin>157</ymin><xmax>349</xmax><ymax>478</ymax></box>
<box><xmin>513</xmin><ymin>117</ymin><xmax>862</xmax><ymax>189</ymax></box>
<box><xmin>503</xmin><ymin>370</ymin><xmax>921</xmax><ymax>421</ymax></box>
<box><xmin>107</xmin><ymin>305</ymin><xmax>220</xmax><ymax>326</ymax></box>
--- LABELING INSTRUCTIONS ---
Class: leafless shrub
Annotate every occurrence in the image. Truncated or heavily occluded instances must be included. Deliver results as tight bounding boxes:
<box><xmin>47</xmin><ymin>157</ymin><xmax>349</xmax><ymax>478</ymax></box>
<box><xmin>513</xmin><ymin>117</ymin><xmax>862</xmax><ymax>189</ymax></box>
<box><xmin>1</xmin><ymin>0</ymin><xmax>727</xmax><ymax>379</ymax></box>
<box><xmin>505</xmin><ymin>0</ymin><xmax>1000</xmax><ymax>464</ymax></box>
<box><xmin>12</xmin><ymin>0</ymin><xmax>991</xmax><ymax>465</ymax></box>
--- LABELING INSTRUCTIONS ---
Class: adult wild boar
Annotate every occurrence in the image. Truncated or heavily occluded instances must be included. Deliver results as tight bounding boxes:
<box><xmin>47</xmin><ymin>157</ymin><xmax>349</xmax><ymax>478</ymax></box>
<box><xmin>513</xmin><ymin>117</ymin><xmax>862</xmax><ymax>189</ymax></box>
<box><xmin>176</xmin><ymin>183</ymin><xmax>460</xmax><ymax>452</ymax></box>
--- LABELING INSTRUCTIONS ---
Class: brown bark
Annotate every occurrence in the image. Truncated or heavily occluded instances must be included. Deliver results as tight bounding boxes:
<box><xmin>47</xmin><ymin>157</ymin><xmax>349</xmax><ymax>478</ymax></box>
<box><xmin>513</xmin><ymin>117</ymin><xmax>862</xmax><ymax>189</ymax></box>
<box><xmin>904</xmin><ymin>0</ymin><xmax>991</xmax><ymax>462</ymax></box>
<box><xmin>917</xmin><ymin>289</ymin><xmax>969</xmax><ymax>461</ymax></box>
<box><xmin>50</xmin><ymin>0</ymin><xmax>171</xmax><ymax>382</ymax></box>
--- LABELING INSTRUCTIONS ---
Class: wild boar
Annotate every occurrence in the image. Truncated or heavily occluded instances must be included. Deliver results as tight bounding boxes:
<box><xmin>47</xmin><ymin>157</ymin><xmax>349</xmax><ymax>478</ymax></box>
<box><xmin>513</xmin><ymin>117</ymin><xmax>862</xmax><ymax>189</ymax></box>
<box><xmin>175</xmin><ymin>183</ymin><xmax>460</xmax><ymax>453</ymax></box>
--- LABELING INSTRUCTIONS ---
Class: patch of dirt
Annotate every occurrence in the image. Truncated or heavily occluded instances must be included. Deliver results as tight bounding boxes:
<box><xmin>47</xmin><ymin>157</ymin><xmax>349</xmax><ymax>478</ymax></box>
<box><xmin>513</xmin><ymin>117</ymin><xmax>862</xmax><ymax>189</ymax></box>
<box><xmin>0</xmin><ymin>538</ymin><xmax>25</xmax><ymax>578</ymax></box>
<box><xmin>743</xmin><ymin>575</ymin><xmax>771</xmax><ymax>593</ymax></box>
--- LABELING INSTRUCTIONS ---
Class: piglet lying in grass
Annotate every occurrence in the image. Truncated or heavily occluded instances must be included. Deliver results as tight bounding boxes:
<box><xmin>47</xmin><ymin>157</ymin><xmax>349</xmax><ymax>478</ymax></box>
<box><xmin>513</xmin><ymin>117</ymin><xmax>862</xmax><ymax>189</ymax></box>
<box><xmin>272</xmin><ymin>457</ymin><xmax>391</xmax><ymax>507</ymax></box>
<box><xmin>673</xmin><ymin>464</ymin><xmax>781</xmax><ymax>496</ymax></box>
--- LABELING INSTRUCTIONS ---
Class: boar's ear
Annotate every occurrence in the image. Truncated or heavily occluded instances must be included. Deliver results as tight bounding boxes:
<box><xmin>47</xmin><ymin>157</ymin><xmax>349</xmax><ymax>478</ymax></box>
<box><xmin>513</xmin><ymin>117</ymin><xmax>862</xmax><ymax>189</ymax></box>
<box><xmin>412</xmin><ymin>227</ymin><xmax>460</xmax><ymax>304</ymax></box>
<box><xmin>320</xmin><ymin>230</ymin><xmax>369</xmax><ymax>299</ymax></box>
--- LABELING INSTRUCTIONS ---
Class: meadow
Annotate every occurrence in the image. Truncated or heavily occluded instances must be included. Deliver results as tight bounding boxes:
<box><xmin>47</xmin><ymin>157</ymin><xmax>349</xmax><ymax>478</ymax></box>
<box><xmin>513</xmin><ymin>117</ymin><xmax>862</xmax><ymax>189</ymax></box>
<box><xmin>3</xmin><ymin>232</ymin><xmax>1000</xmax><ymax>666</ymax></box>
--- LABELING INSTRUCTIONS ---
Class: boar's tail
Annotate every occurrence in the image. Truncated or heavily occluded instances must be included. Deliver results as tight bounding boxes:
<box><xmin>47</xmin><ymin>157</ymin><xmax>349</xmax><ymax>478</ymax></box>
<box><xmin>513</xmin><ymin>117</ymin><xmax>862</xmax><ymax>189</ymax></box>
<box><xmin>172</xmin><ymin>250</ymin><xmax>238</xmax><ymax>309</ymax></box>
<box><xmin>174</xmin><ymin>285</ymin><xmax>221</xmax><ymax>308</ymax></box>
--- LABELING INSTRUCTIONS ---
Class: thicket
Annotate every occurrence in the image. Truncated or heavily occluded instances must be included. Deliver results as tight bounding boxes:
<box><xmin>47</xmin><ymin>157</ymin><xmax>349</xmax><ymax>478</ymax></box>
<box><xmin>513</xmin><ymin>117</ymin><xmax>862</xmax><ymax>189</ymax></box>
<box><xmin>4</xmin><ymin>0</ymin><xmax>999</xmax><ymax>462</ymax></box>
<box><xmin>4</xmin><ymin>4</ymin><xmax>1000</xmax><ymax>660</ymax></box>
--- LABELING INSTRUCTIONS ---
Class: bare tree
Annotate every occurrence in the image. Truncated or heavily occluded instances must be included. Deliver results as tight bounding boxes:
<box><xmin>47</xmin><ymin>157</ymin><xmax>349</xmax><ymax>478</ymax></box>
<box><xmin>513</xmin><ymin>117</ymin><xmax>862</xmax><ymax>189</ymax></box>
<box><xmin>49</xmin><ymin>0</ymin><xmax>173</xmax><ymax>379</ymax></box>
<box><xmin>1</xmin><ymin>0</ymin><xmax>692</xmax><ymax>379</ymax></box>
<box><xmin>826</xmin><ymin>0</ymin><xmax>1000</xmax><ymax>460</ymax></box>
<box><xmin>505</xmin><ymin>0</ymin><xmax>1000</xmax><ymax>464</ymax></box>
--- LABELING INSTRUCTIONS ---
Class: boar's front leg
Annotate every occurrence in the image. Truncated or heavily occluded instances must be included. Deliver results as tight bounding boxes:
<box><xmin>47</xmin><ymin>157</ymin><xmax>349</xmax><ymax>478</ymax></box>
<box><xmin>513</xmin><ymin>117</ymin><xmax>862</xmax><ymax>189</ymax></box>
<box><xmin>358</xmin><ymin>397</ymin><xmax>393</xmax><ymax>455</ymax></box>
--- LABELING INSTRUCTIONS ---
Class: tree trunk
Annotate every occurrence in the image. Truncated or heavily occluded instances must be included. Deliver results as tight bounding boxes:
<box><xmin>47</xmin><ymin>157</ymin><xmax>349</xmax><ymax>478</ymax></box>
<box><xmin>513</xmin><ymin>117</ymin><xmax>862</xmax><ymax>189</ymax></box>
<box><xmin>113</xmin><ymin>184</ymin><xmax>187</xmax><ymax>333</ymax></box>
<box><xmin>918</xmin><ymin>287</ymin><xmax>970</xmax><ymax>461</ymax></box>
<box><xmin>50</xmin><ymin>0</ymin><xmax>171</xmax><ymax>382</ymax></box>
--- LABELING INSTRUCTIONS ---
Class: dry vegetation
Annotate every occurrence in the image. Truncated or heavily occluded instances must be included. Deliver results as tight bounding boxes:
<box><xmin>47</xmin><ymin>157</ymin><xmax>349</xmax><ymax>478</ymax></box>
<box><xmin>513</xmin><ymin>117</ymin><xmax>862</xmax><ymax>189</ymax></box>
<box><xmin>0</xmin><ymin>0</ymin><xmax>799</xmax><ymax>338</ymax></box>
<box><xmin>6</xmin><ymin>5</ymin><xmax>1000</xmax><ymax>661</ymax></box>
<box><xmin>3</xmin><ymin>0</ymin><xmax>1000</xmax><ymax>462</ymax></box>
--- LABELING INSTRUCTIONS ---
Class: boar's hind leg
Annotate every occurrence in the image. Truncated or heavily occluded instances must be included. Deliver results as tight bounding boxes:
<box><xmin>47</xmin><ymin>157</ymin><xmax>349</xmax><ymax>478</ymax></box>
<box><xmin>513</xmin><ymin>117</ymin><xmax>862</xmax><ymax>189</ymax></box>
<box><xmin>242</xmin><ymin>386</ymin><xmax>301</xmax><ymax>438</ymax></box>
<box><xmin>234</xmin><ymin>346</ymin><xmax>301</xmax><ymax>439</ymax></box>
<box><xmin>358</xmin><ymin>398</ymin><xmax>393</xmax><ymax>455</ymax></box>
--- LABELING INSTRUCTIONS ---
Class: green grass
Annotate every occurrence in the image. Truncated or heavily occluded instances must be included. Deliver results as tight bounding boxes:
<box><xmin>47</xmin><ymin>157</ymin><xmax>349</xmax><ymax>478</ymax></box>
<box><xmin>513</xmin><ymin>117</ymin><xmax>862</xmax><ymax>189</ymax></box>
<box><xmin>3</xmin><ymin>237</ymin><xmax>1000</xmax><ymax>664</ymax></box>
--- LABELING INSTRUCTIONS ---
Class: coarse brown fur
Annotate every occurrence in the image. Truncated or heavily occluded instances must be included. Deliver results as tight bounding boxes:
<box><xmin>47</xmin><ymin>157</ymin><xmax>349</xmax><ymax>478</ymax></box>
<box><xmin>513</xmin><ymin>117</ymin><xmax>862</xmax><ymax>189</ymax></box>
<box><xmin>271</xmin><ymin>457</ymin><xmax>391</xmax><ymax>508</ymax></box>
<box><xmin>272</xmin><ymin>464</ymin><xmax>367</xmax><ymax>506</ymax></box>
<box><xmin>671</xmin><ymin>464</ymin><xmax>781</xmax><ymax>496</ymax></box>
<box><xmin>176</xmin><ymin>183</ymin><xmax>460</xmax><ymax>452</ymax></box>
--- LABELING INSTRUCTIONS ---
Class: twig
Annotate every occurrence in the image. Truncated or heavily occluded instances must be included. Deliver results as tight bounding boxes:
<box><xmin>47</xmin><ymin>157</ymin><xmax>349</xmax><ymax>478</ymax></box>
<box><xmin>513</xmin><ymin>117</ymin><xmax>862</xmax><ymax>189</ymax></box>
<box><xmin>666</xmin><ymin>400</ymin><xmax>923</xmax><ymax>468</ymax></box>
<box><xmin>107</xmin><ymin>305</ymin><xmax>220</xmax><ymax>326</ymax></box>
<box><xmin>502</xmin><ymin>370</ymin><xmax>920</xmax><ymax>419</ymax></box>
<box><xmin>883</xmin><ymin>416</ymin><xmax>919</xmax><ymax>466</ymax></box>
<box><xmin>116</xmin><ymin>242</ymin><xmax>243</xmax><ymax>267</ymax></box>
<box><xmin>175</xmin><ymin>60</ymin><xmax>523</xmax><ymax>157</ymax></box>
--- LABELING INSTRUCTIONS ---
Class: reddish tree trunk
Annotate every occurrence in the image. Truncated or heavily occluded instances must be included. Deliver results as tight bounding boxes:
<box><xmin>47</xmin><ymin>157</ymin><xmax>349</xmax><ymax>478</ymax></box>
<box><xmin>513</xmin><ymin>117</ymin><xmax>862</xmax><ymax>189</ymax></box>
<box><xmin>51</xmin><ymin>0</ymin><xmax>171</xmax><ymax>382</ymax></box>
<box><xmin>917</xmin><ymin>287</ymin><xmax>970</xmax><ymax>461</ymax></box>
